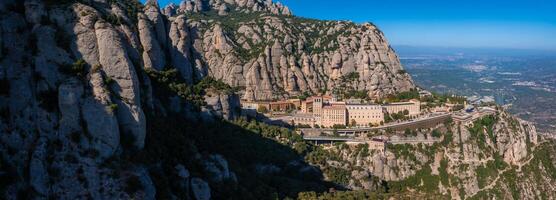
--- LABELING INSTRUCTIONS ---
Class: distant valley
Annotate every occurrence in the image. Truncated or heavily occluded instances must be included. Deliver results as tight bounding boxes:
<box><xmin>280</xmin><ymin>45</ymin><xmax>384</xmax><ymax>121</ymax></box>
<box><xmin>397</xmin><ymin>46</ymin><xmax>556</xmax><ymax>133</ymax></box>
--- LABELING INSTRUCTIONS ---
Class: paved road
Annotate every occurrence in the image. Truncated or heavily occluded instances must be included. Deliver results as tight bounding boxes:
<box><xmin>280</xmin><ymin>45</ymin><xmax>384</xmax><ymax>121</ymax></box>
<box><xmin>302</xmin><ymin>136</ymin><xmax>361</xmax><ymax>142</ymax></box>
<box><xmin>300</xmin><ymin>113</ymin><xmax>451</xmax><ymax>134</ymax></box>
<box><xmin>303</xmin><ymin>135</ymin><xmax>441</xmax><ymax>145</ymax></box>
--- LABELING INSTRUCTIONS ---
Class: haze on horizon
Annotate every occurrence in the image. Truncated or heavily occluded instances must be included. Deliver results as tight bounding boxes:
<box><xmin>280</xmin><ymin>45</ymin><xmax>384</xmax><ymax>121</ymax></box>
<box><xmin>151</xmin><ymin>0</ymin><xmax>556</xmax><ymax>51</ymax></box>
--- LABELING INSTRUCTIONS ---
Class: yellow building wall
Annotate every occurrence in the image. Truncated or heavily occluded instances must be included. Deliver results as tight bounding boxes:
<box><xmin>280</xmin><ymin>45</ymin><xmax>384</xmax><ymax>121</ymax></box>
<box><xmin>320</xmin><ymin>107</ymin><xmax>346</xmax><ymax>128</ymax></box>
<box><xmin>346</xmin><ymin>105</ymin><xmax>384</xmax><ymax>126</ymax></box>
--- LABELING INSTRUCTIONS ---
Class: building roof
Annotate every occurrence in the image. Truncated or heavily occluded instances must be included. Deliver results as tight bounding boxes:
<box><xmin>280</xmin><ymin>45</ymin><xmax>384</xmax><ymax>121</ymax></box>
<box><xmin>371</xmin><ymin>138</ymin><xmax>386</xmax><ymax>143</ymax></box>
<box><xmin>384</xmin><ymin>102</ymin><xmax>415</xmax><ymax>106</ymax></box>
<box><xmin>293</xmin><ymin>113</ymin><xmax>315</xmax><ymax>118</ymax></box>
<box><xmin>346</xmin><ymin>103</ymin><xmax>380</xmax><ymax>106</ymax></box>
<box><xmin>323</xmin><ymin>104</ymin><xmax>346</xmax><ymax>110</ymax></box>
<box><xmin>269</xmin><ymin>101</ymin><xmax>293</xmax><ymax>105</ymax></box>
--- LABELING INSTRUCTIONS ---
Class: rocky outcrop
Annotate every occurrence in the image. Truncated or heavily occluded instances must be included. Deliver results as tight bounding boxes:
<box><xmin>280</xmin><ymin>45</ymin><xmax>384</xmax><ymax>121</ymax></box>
<box><xmin>164</xmin><ymin>3</ymin><xmax>413</xmax><ymax>101</ymax></box>
<box><xmin>81</xmin><ymin>72</ymin><xmax>120</xmax><ymax>159</ymax></box>
<box><xmin>167</xmin><ymin>0</ymin><xmax>292</xmax><ymax>17</ymax></box>
<box><xmin>0</xmin><ymin>0</ymin><xmax>247</xmax><ymax>198</ymax></box>
<box><xmin>95</xmin><ymin>19</ymin><xmax>146</xmax><ymax>149</ymax></box>
<box><xmin>310</xmin><ymin>109</ymin><xmax>555</xmax><ymax>198</ymax></box>
<box><xmin>201</xmin><ymin>154</ymin><xmax>237</xmax><ymax>183</ymax></box>
<box><xmin>30</xmin><ymin>137</ymin><xmax>49</xmax><ymax>196</ymax></box>
<box><xmin>168</xmin><ymin>14</ymin><xmax>194</xmax><ymax>83</ymax></box>
<box><xmin>203</xmin><ymin>90</ymin><xmax>241</xmax><ymax>120</ymax></box>
<box><xmin>0</xmin><ymin>0</ymin><xmax>488</xmax><ymax>199</ymax></box>
<box><xmin>138</xmin><ymin>12</ymin><xmax>166</xmax><ymax>71</ymax></box>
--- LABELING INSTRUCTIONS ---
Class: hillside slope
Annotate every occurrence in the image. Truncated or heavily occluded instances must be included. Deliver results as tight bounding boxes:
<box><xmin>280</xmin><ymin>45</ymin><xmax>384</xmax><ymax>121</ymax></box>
<box><xmin>0</xmin><ymin>0</ymin><xmax>554</xmax><ymax>200</ymax></box>
<box><xmin>297</xmin><ymin>110</ymin><xmax>556</xmax><ymax>199</ymax></box>
<box><xmin>0</xmin><ymin>0</ymin><xmax>408</xmax><ymax>198</ymax></box>
<box><xmin>146</xmin><ymin>0</ymin><xmax>414</xmax><ymax>100</ymax></box>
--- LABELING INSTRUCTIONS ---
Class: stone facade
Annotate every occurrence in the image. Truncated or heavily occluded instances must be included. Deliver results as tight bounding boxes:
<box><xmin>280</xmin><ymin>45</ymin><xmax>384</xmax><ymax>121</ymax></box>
<box><xmin>383</xmin><ymin>99</ymin><xmax>420</xmax><ymax>116</ymax></box>
<box><xmin>292</xmin><ymin>96</ymin><xmax>421</xmax><ymax>128</ymax></box>
<box><xmin>292</xmin><ymin>113</ymin><xmax>316</xmax><ymax>127</ymax></box>
<box><xmin>346</xmin><ymin>104</ymin><xmax>384</xmax><ymax>127</ymax></box>
<box><xmin>321</xmin><ymin>103</ymin><xmax>347</xmax><ymax>128</ymax></box>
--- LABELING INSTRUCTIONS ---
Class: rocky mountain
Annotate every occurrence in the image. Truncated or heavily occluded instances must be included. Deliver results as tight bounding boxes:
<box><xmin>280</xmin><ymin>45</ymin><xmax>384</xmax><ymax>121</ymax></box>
<box><xmin>0</xmin><ymin>0</ymin><xmax>245</xmax><ymax>199</ymax></box>
<box><xmin>0</xmin><ymin>0</ymin><xmax>554</xmax><ymax>200</ymax></box>
<box><xmin>144</xmin><ymin>0</ymin><xmax>414</xmax><ymax>100</ymax></box>
<box><xmin>300</xmin><ymin>110</ymin><xmax>556</xmax><ymax>199</ymax></box>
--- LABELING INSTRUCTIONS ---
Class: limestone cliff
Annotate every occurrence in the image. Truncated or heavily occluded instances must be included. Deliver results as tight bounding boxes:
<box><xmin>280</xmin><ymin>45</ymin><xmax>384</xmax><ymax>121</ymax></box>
<box><xmin>0</xmin><ymin>0</ymin><xmax>241</xmax><ymax>199</ymax></box>
<box><xmin>154</xmin><ymin>0</ymin><xmax>414</xmax><ymax>101</ymax></box>
<box><xmin>306</xmin><ymin>110</ymin><xmax>556</xmax><ymax>199</ymax></box>
<box><xmin>1</xmin><ymin>0</ymin><xmax>552</xmax><ymax>199</ymax></box>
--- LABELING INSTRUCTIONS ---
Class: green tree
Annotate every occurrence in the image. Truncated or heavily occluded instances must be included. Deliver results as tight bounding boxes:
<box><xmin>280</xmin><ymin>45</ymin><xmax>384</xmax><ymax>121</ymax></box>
<box><xmin>257</xmin><ymin>105</ymin><xmax>268</xmax><ymax>113</ymax></box>
<box><xmin>350</xmin><ymin>119</ymin><xmax>357</xmax><ymax>127</ymax></box>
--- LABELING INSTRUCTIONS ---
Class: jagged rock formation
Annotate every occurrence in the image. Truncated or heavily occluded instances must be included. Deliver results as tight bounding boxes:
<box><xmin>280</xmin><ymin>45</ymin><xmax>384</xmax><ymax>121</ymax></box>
<box><xmin>309</xmin><ymin>110</ymin><xmax>556</xmax><ymax>199</ymax></box>
<box><xmin>2</xmin><ymin>0</ymin><xmax>552</xmax><ymax>199</ymax></box>
<box><xmin>162</xmin><ymin>0</ymin><xmax>292</xmax><ymax>16</ymax></box>
<box><xmin>155</xmin><ymin>0</ymin><xmax>414</xmax><ymax>101</ymax></box>
<box><xmin>0</xmin><ymin>0</ymin><xmax>242</xmax><ymax>199</ymax></box>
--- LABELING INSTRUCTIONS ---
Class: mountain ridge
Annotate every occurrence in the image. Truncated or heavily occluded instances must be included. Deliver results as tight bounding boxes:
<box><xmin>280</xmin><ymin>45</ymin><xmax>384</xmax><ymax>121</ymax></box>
<box><xmin>142</xmin><ymin>0</ymin><xmax>415</xmax><ymax>101</ymax></box>
<box><xmin>0</xmin><ymin>0</ymin><xmax>554</xmax><ymax>199</ymax></box>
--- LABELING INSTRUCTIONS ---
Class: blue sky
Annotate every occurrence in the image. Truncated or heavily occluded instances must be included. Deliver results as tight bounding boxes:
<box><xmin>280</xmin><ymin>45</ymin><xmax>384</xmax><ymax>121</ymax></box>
<box><xmin>150</xmin><ymin>0</ymin><xmax>556</xmax><ymax>50</ymax></box>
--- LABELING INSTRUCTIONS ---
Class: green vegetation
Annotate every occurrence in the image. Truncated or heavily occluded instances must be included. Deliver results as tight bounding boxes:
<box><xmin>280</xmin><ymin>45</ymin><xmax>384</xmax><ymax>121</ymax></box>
<box><xmin>501</xmin><ymin>169</ymin><xmax>520</xmax><ymax>199</ymax></box>
<box><xmin>129</xmin><ymin>112</ymin><xmax>336</xmax><ymax>199</ymax></box>
<box><xmin>106</xmin><ymin>14</ymin><xmax>123</xmax><ymax>25</ymax></box>
<box><xmin>387</xmin><ymin>166</ymin><xmax>440</xmax><ymax>193</ymax></box>
<box><xmin>111</xmin><ymin>0</ymin><xmax>144</xmax><ymax>25</ymax></box>
<box><xmin>304</xmin><ymin>144</ymin><xmax>366</xmax><ymax>187</ymax></box>
<box><xmin>298</xmin><ymin>190</ymin><xmax>446</xmax><ymax>200</ymax></box>
<box><xmin>467</xmin><ymin>115</ymin><xmax>497</xmax><ymax>150</ymax></box>
<box><xmin>431</xmin><ymin>129</ymin><xmax>441</xmax><ymax>138</ymax></box>
<box><xmin>331</xmin><ymin>72</ymin><xmax>369</xmax><ymax>100</ymax></box>
<box><xmin>439</xmin><ymin>158</ymin><xmax>449</xmax><ymax>186</ymax></box>
<box><xmin>386</xmin><ymin>144</ymin><xmax>417</xmax><ymax>162</ymax></box>
<box><xmin>442</xmin><ymin>131</ymin><xmax>453</xmax><ymax>146</ymax></box>
<box><xmin>109</xmin><ymin>103</ymin><xmax>118</xmax><ymax>112</ymax></box>
<box><xmin>420</xmin><ymin>92</ymin><xmax>467</xmax><ymax>109</ymax></box>
<box><xmin>325</xmin><ymin>167</ymin><xmax>351</xmax><ymax>186</ymax></box>
<box><xmin>195</xmin><ymin>76</ymin><xmax>239</xmax><ymax>95</ymax></box>
<box><xmin>257</xmin><ymin>105</ymin><xmax>269</xmax><ymax>113</ymax></box>
<box><xmin>331</xmin><ymin>124</ymin><xmax>346</xmax><ymax>129</ymax></box>
<box><xmin>60</xmin><ymin>59</ymin><xmax>87</xmax><ymax>78</ymax></box>
<box><xmin>355</xmin><ymin>144</ymin><xmax>370</xmax><ymax>157</ymax></box>
<box><xmin>475</xmin><ymin>159</ymin><xmax>504</xmax><ymax>188</ymax></box>
<box><xmin>295</xmin><ymin>91</ymin><xmax>312</xmax><ymax>101</ymax></box>
<box><xmin>184</xmin><ymin>10</ymin><xmax>271</xmax><ymax>62</ymax></box>
<box><xmin>146</xmin><ymin>68</ymin><xmax>239</xmax><ymax>109</ymax></box>
<box><xmin>384</xmin><ymin>110</ymin><xmax>410</xmax><ymax>122</ymax></box>
<box><xmin>384</xmin><ymin>88</ymin><xmax>419</xmax><ymax>103</ymax></box>
<box><xmin>404</xmin><ymin>128</ymin><xmax>417</xmax><ymax>137</ymax></box>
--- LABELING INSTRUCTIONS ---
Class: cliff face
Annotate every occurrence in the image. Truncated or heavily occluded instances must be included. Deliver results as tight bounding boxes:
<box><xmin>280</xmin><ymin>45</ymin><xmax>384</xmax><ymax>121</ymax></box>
<box><xmin>144</xmin><ymin>0</ymin><xmax>414</xmax><ymax>101</ymax></box>
<box><xmin>1</xmin><ymin>0</ymin><xmax>552</xmax><ymax>199</ymax></box>
<box><xmin>308</xmin><ymin>110</ymin><xmax>556</xmax><ymax>199</ymax></box>
<box><xmin>0</xmin><ymin>0</ymin><xmax>411</xmax><ymax>196</ymax></box>
<box><xmin>0</xmin><ymin>0</ymin><xmax>242</xmax><ymax>199</ymax></box>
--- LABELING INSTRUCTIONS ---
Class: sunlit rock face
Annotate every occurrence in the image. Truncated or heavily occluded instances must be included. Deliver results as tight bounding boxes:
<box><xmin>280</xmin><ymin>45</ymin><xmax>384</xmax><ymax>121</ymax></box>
<box><xmin>161</xmin><ymin>0</ymin><xmax>414</xmax><ymax>101</ymax></box>
<box><xmin>0</xmin><ymin>0</ymin><xmax>415</xmax><ymax>198</ymax></box>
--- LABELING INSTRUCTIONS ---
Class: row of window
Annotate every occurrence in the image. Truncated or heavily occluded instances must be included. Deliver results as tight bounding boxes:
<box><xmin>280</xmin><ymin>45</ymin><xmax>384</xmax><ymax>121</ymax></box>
<box><xmin>349</xmin><ymin>115</ymin><xmax>381</xmax><ymax>119</ymax></box>
<box><xmin>347</xmin><ymin>106</ymin><xmax>381</xmax><ymax>110</ymax></box>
